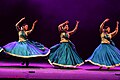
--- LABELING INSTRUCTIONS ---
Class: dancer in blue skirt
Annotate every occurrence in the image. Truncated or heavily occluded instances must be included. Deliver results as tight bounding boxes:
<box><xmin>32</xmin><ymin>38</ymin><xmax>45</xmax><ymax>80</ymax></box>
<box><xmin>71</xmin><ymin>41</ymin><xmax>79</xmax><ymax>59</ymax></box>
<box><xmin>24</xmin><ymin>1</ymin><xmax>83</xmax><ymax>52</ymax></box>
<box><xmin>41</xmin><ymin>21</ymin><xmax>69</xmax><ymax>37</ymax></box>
<box><xmin>48</xmin><ymin>20</ymin><xmax>84</xmax><ymax>68</ymax></box>
<box><xmin>85</xmin><ymin>18</ymin><xmax>120</xmax><ymax>70</ymax></box>
<box><xmin>3</xmin><ymin>17</ymin><xmax>50</xmax><ymax>67</ymax></box>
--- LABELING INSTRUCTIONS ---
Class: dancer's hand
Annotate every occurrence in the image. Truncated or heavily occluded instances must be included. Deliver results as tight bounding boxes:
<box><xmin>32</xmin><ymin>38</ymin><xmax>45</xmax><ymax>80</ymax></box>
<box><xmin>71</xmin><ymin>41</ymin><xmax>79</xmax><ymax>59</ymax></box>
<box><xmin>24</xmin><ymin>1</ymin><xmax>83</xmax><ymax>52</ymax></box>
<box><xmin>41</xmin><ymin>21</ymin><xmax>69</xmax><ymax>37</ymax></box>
<box><xmin>65</xmin><ymin>20</ymin><xmax>69</xmax><ymax>24</ymax></box>
<box><xmin>104</xmin><ymin>18</ymin><xmax>109</xmax><ymax>22</ymax></box>
<box><xmin>21</xmin><ymin>17</ymin><xmax>25</xmax><ymax>20</ymax></box>
<box><xmin>76</xmin><ymin>20</ymin><xmax>80</xmax><ymax>24</ymax></box>
<box><xmin>33</xmin><ymin>20</ymin><xmax>38</xmax><ymax>24</ymax></box>
<box><xmin>117</xmin><ymin>21</ymin><xmax>119</xmax><ymax>25</ymax></box>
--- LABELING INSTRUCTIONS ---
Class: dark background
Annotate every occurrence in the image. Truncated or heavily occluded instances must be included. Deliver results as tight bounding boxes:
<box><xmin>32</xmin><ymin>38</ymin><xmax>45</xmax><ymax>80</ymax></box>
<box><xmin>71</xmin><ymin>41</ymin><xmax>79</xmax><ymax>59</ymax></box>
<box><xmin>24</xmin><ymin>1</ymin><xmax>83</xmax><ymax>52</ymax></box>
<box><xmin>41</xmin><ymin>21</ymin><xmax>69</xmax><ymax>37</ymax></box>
<box><xmin>0</xmin><ymin>0</ymin><xmax>120</xmax><ymax>62</ymax></box>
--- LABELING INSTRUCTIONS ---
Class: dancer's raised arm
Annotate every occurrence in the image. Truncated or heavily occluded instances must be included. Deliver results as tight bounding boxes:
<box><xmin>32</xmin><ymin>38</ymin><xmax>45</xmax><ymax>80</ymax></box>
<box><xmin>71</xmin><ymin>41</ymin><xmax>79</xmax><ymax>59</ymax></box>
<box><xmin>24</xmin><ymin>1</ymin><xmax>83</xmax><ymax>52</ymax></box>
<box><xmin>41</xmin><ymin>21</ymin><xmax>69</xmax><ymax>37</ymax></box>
<box><xmin>99</xmin><ymin>18</ymin><xmax>109</xmax><ymax>33</ymax></box>
<box><xmin>28</xmin><ymin>20</ymin><xmax>38</xmax><ymax>33</ymax></box>
<box><xmin>69</xmin><ymin>21</ymin><xmax>79</xmax><ymax>35</ymax></box>
<box><xmin>58</xmin><ymin>20</ymin><xmax>69</xmax><ymax>31</ymax></box>
<box><xmin>15</xmin><ymin>17</ymin><xmax>25</xmax><ymax>31</ymax></box>
<box><xmin>111</xmin><ymin>21</ymin><xmax>119</xmax><ymax>37</ymax></box>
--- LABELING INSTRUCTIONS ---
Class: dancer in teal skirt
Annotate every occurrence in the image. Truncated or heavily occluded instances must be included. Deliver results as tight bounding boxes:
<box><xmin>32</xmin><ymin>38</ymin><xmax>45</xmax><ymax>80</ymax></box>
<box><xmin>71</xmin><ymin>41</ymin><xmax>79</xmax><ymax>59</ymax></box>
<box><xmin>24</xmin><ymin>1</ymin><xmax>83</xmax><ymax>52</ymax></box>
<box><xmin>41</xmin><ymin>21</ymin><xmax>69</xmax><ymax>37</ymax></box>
<box><xmin>85</xmin><ymin>18</ymin><xmax>120</xmax><ymax>70</ymax></box>
<box><xmin>48</xmin><ymin>20</ymin><xmax>84</xmax><ymax>68</ymax></box>
<box><xmin>3</xmin><ymin>17</ymin><xmax>50</xmax><ymax>66</ymax></box>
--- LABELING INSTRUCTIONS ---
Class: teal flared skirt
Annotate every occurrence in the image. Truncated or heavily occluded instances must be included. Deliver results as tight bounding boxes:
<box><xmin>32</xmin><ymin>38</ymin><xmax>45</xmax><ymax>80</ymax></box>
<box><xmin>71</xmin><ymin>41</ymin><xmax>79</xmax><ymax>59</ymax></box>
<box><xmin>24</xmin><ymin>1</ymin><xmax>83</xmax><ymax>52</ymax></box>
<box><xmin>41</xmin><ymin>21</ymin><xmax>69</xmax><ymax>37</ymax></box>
<box><xmin>3</xmin><ymin>40</ymin><xmax>50</xmax><ymax>58</ymax></box>
<box><xmin>48</xmin><ymin>41</ymin><xmax>84</xmax><ymax>67</ymax></box>
<box><xmin>86</xmin><ymin>43</ymin><xmax>120</xmax><ymax>67</ymax></box>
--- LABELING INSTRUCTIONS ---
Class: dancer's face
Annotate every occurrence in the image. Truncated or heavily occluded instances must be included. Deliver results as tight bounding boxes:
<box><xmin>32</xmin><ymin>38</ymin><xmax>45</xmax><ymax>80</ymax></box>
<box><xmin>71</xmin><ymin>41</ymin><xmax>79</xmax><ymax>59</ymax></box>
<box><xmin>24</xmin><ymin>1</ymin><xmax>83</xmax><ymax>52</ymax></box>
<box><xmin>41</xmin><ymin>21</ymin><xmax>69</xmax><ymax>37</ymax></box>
<box><xmin>64</xmin><ymin>25</ymin><xmax>69</xmax><ymax>31</ymax></box>
<box><xmin>106</xmin><ymin>27</ymin><xmax>110</xmax><ymax>33</ymax></box>
<box><xmin>23</xmin><ymin>25</ymin><xmax>28</xmax><ymax>31</ymax></box>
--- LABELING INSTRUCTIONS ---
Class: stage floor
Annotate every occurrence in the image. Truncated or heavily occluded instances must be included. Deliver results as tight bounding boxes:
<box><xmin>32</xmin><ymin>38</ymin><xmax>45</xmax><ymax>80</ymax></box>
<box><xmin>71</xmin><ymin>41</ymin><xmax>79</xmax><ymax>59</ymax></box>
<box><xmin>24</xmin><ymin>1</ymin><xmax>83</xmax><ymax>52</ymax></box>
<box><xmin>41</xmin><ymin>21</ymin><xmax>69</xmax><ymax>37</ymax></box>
<box><xmin>0</xmin><ymin>61</ymin><xmax>120</xmax><ymax>80</ymax></box>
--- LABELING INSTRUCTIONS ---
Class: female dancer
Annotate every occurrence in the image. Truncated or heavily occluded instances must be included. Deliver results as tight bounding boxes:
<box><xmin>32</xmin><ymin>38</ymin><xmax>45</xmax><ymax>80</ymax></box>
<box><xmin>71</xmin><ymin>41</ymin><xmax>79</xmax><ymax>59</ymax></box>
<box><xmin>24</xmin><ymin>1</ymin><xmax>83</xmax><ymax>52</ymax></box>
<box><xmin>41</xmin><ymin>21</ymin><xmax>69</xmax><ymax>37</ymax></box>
<box><xmin>85</xmin><ymin>18</ymin><xmax>120</xmax><ymax>70</ymax></box>
<box><xmin>3</xmin><ymin>17</ymin><xmax>50</xmax><ymax>67</ymax></box>
<box><xmin>48</xmin><ymin>20</ymin><xmax>84</xmax><ymax>68</ymax></box>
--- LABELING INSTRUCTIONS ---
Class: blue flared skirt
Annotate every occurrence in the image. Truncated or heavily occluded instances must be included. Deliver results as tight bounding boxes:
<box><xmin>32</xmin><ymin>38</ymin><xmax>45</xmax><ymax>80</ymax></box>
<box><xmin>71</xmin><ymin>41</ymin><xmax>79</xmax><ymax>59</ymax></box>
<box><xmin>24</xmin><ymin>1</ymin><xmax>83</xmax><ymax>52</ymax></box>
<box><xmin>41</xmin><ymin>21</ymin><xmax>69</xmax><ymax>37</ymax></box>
<box><xmin>85</xmin><ymin>43</ymin><xmax>120</xmax><ymax>67</ymax></box>
<box><xmin>3</xmin><ymin>40</ymin><xmax>50</xmax><ymax>58</ymax></box>
<box><xmin>48</xmin><ymin>41</ymin><xmax>84</xmax><ymax>67</ymax></box>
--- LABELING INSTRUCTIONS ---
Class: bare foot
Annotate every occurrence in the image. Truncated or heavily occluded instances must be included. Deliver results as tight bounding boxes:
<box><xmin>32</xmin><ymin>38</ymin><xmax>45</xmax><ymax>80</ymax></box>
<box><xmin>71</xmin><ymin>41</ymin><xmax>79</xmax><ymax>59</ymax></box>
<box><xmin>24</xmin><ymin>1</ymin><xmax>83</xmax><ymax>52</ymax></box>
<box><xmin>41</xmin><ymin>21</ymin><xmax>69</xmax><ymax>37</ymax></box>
<box><xmin>99</xmin><ymin>66</ymin><xmax>102</xmax><ymax>70</ymax></box>
<box><xmin>107</xmin><ymin>67</ymin><xmax>110</xmax><ymax>70</ymax></box>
